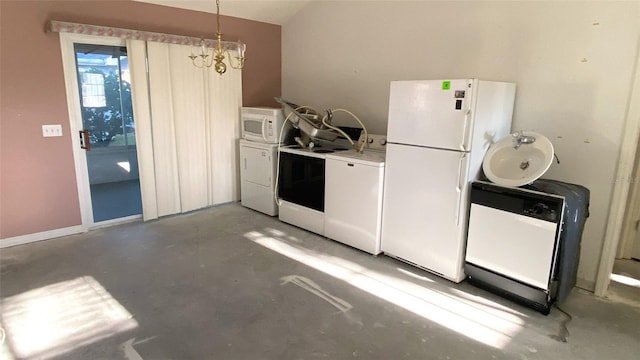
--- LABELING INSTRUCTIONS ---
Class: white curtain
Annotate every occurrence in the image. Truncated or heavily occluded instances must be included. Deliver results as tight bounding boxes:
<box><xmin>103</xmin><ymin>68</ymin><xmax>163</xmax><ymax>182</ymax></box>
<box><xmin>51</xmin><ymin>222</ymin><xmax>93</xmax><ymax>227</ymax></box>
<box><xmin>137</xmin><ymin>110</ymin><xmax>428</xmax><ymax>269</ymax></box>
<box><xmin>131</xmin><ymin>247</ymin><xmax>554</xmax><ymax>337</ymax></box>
<box><xmin>206</xmin><ymin>51</ymin><xmax>243</xmax><ymax>205</ymax></box>
<box><xmin>128</xmin><ymin>40</ymin><xmax>160</xmax><ymax>221</ymax></box>
<box><xmin>128</xmin><ymin>39</ymin><xmax>242</xmax><ymax>220</ymax></box>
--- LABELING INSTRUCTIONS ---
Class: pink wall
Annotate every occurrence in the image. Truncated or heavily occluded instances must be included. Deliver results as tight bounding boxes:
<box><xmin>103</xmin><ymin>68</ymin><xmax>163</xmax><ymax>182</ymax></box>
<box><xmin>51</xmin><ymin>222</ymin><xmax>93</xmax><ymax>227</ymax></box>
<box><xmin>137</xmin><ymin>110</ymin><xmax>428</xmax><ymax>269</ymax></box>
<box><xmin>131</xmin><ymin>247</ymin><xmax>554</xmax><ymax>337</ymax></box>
<box><xmin>0</xmin><ymin>0</ymin><xmax>281</xmax><ymax>239</ymax></box>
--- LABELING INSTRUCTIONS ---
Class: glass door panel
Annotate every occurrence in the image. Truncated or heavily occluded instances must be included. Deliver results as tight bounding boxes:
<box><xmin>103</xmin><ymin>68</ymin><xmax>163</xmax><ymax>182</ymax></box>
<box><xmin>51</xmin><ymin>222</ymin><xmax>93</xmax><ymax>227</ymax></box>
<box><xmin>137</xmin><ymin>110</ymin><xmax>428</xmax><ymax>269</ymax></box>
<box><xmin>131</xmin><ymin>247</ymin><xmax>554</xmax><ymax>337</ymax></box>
<box><xmin>74</xmin><ymin>44</ymin><xmax>142</xmax><ymax>222</ymax></box>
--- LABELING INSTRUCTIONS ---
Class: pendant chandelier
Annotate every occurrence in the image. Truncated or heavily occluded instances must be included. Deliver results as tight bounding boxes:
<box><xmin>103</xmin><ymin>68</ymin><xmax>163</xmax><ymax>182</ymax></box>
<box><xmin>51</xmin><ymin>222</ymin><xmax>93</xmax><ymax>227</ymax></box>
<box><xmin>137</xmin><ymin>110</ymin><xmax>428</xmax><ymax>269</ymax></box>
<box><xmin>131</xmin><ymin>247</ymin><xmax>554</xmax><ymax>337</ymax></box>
<box><xmin>189</xmin><ymin>0</ymin><xmax>246</xmax><ymax>74</ymax></box>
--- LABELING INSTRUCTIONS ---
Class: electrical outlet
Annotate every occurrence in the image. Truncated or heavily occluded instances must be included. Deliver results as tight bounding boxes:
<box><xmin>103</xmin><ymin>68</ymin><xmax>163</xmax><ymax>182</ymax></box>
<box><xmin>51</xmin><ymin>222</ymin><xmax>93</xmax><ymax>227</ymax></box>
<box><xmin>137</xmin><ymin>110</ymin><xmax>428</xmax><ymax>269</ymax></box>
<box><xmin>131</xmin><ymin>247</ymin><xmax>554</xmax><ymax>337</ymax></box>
<box><xmin>42</xmin><ymin>124</ymin><xmax>63</xmax><ymax>137</ymax></box>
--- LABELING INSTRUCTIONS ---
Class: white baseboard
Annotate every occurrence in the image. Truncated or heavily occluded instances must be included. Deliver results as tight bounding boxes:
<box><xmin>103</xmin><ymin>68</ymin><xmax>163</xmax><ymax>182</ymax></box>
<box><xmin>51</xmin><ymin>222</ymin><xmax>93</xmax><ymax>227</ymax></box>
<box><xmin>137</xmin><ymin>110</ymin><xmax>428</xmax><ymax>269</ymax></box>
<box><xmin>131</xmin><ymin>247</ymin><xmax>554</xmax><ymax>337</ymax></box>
<box><xmin>90</xmin><ymin>214</ymin><xmax>142</xmax><ymax>230</ymax></box>
<box><xmin>0</xmin><ymin>225</ymin><xmax>85</xmax><ymax>249</ymax></box>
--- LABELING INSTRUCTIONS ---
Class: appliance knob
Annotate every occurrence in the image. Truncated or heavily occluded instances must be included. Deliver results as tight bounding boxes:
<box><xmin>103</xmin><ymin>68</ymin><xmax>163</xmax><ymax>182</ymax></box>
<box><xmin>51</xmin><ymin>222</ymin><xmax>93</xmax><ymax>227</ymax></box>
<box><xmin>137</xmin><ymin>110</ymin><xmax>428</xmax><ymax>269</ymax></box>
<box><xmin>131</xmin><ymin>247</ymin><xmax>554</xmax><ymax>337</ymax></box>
<box><xmin>532</xmin><ymin>203</ymin><xmax>548</xmax><ymax>215</ymax></box>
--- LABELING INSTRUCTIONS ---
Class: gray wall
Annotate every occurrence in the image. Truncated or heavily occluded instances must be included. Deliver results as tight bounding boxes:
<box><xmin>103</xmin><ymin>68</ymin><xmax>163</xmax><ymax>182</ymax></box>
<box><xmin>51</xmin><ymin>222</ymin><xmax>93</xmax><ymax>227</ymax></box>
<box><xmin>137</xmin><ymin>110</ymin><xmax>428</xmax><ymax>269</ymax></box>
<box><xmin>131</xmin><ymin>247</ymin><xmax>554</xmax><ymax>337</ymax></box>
<box><xmin>282</xmin><ymin>1</ymin><xmax>640</xmax><ymax>290</ymax></box>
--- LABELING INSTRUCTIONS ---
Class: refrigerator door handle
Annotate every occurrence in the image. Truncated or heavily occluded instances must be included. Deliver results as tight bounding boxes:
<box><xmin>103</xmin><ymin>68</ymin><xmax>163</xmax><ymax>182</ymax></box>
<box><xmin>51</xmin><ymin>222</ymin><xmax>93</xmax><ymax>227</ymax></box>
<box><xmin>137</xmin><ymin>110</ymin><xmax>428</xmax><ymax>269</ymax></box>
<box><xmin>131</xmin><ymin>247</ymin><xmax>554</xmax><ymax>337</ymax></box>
<box><xmin>455</xmin><ymin>153</ymin><xmax>467</xmax><ymax>225</ymax></box>
<box><xmin>460</xmin><ymin>109</ymin><xmax>471</xmax><ymax>151</ymax></box>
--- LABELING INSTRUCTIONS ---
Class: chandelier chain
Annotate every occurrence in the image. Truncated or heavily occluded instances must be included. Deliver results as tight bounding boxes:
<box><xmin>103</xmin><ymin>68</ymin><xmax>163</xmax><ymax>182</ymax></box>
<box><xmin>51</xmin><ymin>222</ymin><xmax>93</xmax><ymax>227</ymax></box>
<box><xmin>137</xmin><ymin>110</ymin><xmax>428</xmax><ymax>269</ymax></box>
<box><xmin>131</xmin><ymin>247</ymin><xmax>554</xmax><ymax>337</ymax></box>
<box><xmin>216</xmin><ymin>0</ymin><xmax>221</xmax><ymax>35</ymax></box>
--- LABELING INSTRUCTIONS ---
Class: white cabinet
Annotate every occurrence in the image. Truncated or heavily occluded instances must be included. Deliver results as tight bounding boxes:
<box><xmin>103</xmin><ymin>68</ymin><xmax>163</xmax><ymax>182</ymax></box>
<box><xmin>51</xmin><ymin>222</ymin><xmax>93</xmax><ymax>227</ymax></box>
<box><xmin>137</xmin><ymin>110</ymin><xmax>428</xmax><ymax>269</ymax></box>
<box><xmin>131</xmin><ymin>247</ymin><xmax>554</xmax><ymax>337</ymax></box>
<box><xmin>324</xmin><ymin>152</ymin><xmax>385</xmax><ymax>254</ymax></box>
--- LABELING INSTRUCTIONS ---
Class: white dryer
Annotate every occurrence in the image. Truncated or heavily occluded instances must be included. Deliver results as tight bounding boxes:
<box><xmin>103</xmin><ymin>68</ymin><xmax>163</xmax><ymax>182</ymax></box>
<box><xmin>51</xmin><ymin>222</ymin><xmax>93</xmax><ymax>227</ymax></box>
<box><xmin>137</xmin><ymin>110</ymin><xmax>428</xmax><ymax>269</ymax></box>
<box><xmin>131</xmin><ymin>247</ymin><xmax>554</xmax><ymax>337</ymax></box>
<box><xmin>239</xmin><ymin>139</ymin><xmax>279</xmax><ymax>216</ymax></box>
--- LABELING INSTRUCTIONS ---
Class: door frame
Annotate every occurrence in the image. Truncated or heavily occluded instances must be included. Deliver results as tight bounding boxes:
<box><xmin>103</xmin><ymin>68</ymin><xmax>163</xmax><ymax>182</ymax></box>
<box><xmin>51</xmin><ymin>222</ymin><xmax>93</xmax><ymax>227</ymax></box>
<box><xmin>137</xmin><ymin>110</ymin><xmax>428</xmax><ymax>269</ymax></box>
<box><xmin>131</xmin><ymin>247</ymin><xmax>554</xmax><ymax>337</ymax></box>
<box><xmin>59</xmin><ymin>32</ymin><xmax>141</xmax><ymax>230</ymax></box>
<box><xmin>617</xmin><ymin>147</ymin><xmax>640</xmax><ymax>260</ymax></box>
<box><xmin>595</xmin><ymin>36</ymin><xmax>640</xmax><ymax>296</ymax></box>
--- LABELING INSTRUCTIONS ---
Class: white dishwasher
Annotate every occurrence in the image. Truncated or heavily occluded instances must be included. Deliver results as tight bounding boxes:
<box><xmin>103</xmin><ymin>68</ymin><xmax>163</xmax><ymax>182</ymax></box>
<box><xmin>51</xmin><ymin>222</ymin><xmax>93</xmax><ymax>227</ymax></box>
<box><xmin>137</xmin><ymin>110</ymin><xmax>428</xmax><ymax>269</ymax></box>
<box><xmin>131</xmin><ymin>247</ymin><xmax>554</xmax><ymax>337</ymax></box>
<box><xmin>465</xmin><ymin>181</ymin><xmax>565</xmax><ymax>314</ymax></box>
<box><xmin>324</xmin><ymin>149</ymin><xmax>385</xmax><ymax>255</ymax></box>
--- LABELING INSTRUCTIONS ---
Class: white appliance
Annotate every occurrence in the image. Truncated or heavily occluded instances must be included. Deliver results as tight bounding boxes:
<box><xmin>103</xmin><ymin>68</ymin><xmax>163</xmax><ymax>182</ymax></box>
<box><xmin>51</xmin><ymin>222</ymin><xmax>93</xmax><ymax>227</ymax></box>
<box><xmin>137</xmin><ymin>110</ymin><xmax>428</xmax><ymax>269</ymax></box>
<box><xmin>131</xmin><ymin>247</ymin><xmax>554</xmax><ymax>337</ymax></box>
<box><xmin>241</xmin><ymin>107</ymin><xmax>287</xmax><ymax>144</ymax></box>
<box><xmin>277</xmin><ymin>143</ymin><xmax>350</xmax><ymax>235</ymax></box>
<box><xmin>469</xmin><ymin>204</ymin><xmax>558</xmax><ymax>288</ymax></box>
<box><xmin>381</xmin><ymin>79</ymin><xmax>516</xmax><ymax>282</ymax></box>
<box><xmin>325</xmin><ymin>136</ymin><xmax>386</xmax><ymax>255</ymax></box>
<box><xmin>240</xmin><ymin>139</ymin><xmax>279</xmax><ymax>216</ymax></box>
<box><xmin>465</xmin><ymin>181</ymin><xmax>564</xmax><ymax>314</ymax></box>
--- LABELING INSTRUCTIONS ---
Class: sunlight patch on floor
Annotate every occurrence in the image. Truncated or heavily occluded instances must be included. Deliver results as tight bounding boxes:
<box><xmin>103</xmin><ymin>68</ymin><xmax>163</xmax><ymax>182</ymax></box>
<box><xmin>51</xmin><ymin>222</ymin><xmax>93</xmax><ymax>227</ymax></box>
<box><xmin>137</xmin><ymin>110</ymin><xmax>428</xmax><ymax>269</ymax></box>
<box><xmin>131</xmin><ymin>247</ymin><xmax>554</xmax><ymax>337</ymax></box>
<box><xmin>245</xmin><ymin>230</ymin><xmax>524</xmax><ymax>349</ymax></box>
<box><xmin>611</xmin><ymin>273</ymin><xmax>640</xmax><ymax>288</ymax></box>
<box><xmin>1</xmin><ymin>276</ymin><xmax>137</xmax><ymax>359</ymax></box>
<box><xmin>0</xmin><ymin>327</ymin><xmax>13</xmax><ymax>360</ymax></box>
<box><xmin>117</xmin><ymin>161</ymin><xmax>131</xmax><ymax>173</ymax></box>
<box><xmin>396</xmin><ymin>267</ymin><xmax>435</xmax><ymax>283</ymax></box>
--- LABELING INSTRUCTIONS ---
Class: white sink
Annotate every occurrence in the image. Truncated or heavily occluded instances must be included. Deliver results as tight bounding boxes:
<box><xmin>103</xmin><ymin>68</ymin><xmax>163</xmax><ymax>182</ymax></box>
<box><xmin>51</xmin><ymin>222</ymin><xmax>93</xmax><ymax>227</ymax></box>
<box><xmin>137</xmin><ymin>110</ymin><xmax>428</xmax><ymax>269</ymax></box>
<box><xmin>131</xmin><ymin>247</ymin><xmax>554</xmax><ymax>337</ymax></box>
<box><xmin>482</xmin><ymin>131</ymin><xmax>554</xmax><ymax>187</ymax></box>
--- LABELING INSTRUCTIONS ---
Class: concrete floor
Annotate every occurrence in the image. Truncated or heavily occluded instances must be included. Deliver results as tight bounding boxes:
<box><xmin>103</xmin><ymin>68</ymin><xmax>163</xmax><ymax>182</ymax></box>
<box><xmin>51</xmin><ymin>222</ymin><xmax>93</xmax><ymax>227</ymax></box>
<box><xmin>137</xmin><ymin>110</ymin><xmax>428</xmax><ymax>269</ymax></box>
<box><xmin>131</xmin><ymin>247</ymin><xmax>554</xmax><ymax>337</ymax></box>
<box><xmin>609</xmin><ymin>258</ymin><xmax>640</xmax><ymax>309</ymax></box>
<box><xmin>1</xmin><ymin>203</ymin><xmax>639</xmax><ymax>360</ymax></box>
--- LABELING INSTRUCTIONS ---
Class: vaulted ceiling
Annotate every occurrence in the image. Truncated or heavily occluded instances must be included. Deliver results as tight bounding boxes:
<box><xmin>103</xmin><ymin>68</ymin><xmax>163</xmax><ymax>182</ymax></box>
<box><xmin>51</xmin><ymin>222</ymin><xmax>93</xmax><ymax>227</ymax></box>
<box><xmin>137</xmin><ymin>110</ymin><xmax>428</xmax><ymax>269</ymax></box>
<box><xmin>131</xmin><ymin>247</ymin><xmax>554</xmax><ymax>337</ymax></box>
<box><xmin>133</xmin><ymin>0</ymin><xmax>312</xmax><ymax>25</ymax></box>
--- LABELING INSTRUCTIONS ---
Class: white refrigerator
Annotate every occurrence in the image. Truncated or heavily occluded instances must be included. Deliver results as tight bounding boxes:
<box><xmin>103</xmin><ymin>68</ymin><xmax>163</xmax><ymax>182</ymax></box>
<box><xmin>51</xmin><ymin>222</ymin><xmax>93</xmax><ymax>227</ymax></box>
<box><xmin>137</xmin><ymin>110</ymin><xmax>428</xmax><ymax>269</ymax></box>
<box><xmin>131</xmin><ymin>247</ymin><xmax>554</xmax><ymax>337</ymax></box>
<box><xmin>381</xmin><ymin>79</ymin><xmax>516</xmax><ymax>282</ymax></box>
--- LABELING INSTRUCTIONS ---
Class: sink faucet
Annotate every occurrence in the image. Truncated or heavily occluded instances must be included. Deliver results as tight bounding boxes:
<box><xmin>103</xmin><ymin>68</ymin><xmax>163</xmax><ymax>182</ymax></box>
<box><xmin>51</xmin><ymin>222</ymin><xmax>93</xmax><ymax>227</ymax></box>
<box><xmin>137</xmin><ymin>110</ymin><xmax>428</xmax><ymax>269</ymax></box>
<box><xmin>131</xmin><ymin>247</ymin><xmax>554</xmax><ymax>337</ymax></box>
<box><xmin>512</xmin><ymin>131</ymin><xmax>536</xmax><ymax>149</ymax></box>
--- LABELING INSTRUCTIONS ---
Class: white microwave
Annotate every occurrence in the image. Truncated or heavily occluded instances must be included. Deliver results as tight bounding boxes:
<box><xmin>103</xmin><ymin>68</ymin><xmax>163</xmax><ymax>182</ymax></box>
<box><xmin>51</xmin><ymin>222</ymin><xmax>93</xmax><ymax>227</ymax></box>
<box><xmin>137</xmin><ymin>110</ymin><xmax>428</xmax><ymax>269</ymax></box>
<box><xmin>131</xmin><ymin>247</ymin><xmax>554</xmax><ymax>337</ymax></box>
<box><xmin>241</xmin><ymin>107</ymin><xmax>287</xmax><ymax>144</ymax></box>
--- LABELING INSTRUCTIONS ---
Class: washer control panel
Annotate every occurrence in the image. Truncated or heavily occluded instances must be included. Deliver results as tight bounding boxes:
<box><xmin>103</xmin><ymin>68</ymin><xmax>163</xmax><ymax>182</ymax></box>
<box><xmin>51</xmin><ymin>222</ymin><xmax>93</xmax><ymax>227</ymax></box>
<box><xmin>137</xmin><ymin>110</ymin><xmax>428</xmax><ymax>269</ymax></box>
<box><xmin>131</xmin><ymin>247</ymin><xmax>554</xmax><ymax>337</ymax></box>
<box><xmin>357</xmin><ymin>133</ymin><xmax>387</xmax><ymax>150</ymax></box>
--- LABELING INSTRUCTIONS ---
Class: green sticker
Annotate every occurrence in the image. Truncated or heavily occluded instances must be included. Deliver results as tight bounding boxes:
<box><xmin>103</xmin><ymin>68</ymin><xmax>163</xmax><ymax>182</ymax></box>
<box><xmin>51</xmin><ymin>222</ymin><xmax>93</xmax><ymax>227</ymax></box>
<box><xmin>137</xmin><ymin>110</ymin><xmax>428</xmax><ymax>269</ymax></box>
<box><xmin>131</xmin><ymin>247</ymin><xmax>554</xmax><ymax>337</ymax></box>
<box><xmin>442</xmin><ymin>81</ymin><xmax>451</xmax><ymax>90</ymax></box>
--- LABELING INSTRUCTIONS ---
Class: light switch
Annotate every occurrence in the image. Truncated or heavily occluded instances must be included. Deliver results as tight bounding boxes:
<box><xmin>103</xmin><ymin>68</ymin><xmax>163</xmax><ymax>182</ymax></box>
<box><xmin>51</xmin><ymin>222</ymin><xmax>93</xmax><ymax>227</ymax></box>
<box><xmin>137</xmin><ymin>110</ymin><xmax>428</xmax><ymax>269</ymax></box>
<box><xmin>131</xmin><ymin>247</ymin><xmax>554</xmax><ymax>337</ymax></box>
<box><xmin>42</xmin><ymin>124</ymin><xmax>63</xmax><ymax>137</ymax></box>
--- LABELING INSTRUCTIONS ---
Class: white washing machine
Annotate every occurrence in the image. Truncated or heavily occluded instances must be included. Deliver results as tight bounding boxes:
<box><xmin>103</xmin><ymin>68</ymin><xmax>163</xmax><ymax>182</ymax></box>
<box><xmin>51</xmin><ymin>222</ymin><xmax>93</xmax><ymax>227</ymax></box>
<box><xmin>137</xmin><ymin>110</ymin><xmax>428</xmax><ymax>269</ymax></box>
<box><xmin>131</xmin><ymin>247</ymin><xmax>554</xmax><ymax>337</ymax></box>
<box><xmin>239</xmin><ymin>139</ymin><xmax>279</xmax><ymax>216</ymax></box>
<box><xmin>323</xmin><ymin>134</ymin><xmax>387</xmax><ymax>254</ymax></box>
<box><xmin>324</xmin><ymin>148</ymin><xmax>386</xmax><ymax>254</ymax></box>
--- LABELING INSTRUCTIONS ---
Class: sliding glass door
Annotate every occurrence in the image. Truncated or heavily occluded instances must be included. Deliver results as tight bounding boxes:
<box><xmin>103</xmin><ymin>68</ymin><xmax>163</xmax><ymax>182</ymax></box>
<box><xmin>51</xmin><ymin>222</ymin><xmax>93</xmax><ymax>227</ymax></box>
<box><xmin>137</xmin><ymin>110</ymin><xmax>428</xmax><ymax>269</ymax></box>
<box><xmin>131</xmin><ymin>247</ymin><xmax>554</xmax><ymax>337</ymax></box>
<box><xmin>74</xmin><ymin>44</ymin><xmax>142</xmax><ymax>222</ymax></box>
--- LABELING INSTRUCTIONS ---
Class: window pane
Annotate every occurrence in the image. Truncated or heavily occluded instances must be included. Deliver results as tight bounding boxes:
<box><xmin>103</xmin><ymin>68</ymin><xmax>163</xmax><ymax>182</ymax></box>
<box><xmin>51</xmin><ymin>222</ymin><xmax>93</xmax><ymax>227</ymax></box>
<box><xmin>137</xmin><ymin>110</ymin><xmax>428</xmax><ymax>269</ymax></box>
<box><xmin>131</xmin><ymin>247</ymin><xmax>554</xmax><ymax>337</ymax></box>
<box><xmin>81</xmin><ymin>73</ymin><xmax>106</xmax><ymax>107</ymax></box>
